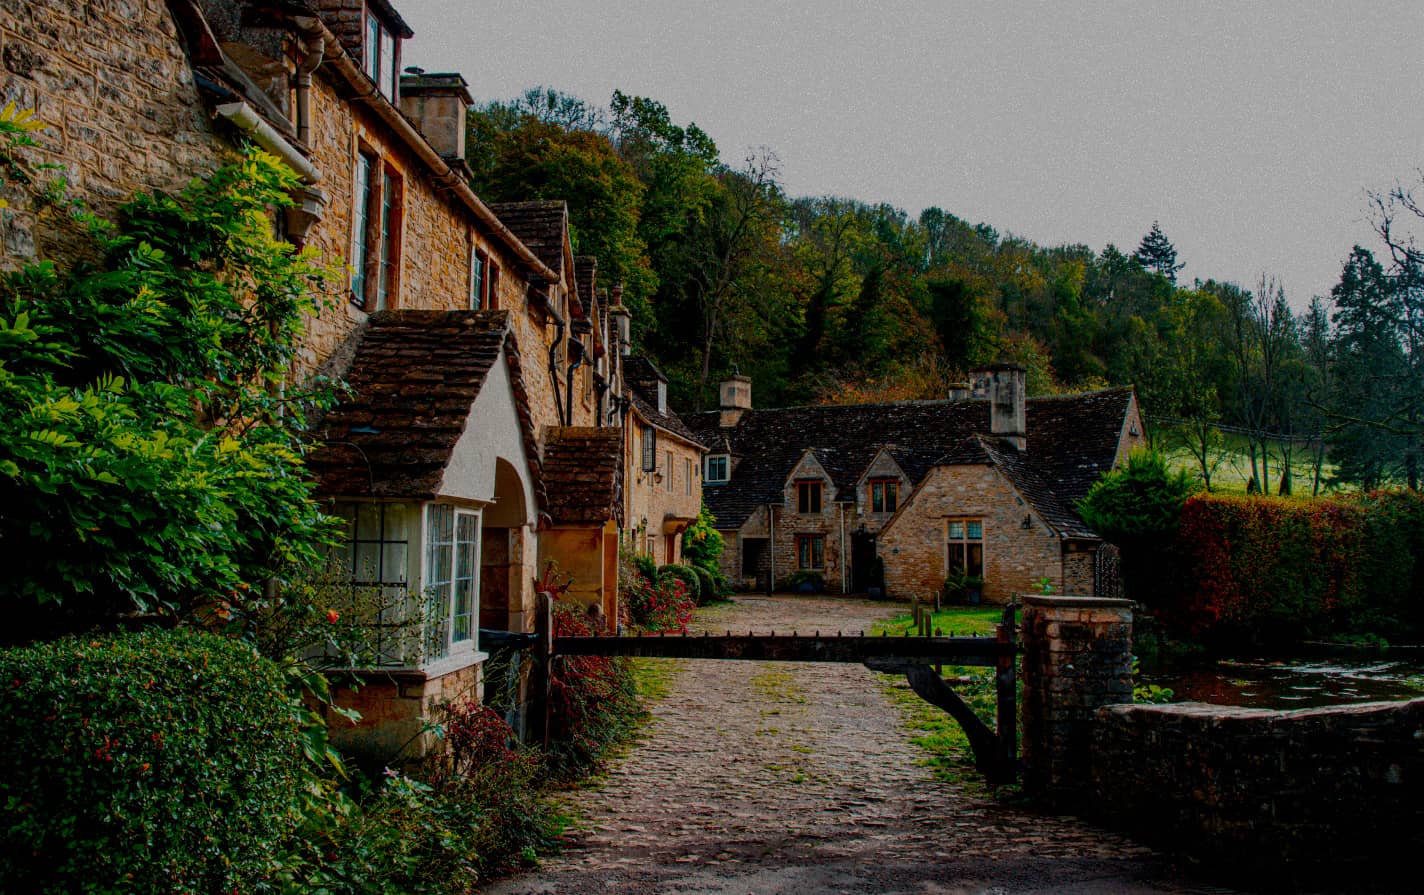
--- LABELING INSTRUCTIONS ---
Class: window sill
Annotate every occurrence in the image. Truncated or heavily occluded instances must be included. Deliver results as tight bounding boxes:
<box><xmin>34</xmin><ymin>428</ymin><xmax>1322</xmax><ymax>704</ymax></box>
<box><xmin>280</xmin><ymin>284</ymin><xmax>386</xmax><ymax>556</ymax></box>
<box><xmin>421</xmin><ymin>648</ymin><xmax>490</xmax><ymax>680</ymax></box>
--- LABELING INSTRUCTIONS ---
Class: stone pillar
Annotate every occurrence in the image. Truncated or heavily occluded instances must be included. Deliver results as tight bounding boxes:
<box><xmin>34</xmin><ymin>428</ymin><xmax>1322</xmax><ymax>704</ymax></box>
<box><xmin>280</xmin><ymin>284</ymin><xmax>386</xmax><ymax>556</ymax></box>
<box><xmin>1020</xmin><ymin>595</ymin><xmax>1133</xmax><ymax>806</ymax></box>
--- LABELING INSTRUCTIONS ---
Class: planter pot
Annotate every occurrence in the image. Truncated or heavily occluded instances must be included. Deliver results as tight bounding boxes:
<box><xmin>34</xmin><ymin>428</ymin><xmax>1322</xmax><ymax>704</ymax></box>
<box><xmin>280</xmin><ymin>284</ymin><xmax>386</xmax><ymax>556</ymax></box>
<box><xmin>965</xmin><ymin>588</ymin><xmax>982</xmax><ymax>606</ymax></box>
<box><xmin>796</xmin><ymin>581</ymin><xmax>817</xmax><ymax>594</ymax></box>
<box><xmin>866</xmin><ymin>586</ymin><xmax>883</xmax><ymax>599</ymax></box>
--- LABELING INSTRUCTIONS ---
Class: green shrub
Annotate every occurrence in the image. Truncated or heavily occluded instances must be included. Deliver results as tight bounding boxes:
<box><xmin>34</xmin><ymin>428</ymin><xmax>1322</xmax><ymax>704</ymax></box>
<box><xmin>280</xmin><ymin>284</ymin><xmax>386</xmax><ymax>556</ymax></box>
<box><xmin>658</xmin><ymin>563</ymin><xmax>701</xmax><ymax>604</ymax></box>
<box><xmin>1078</xmin><ymin>449</ymin><xmax>1197</xmax><ymax>606</ymax></box>
<box><xmin>681</xmin><ymin>507</ymin><xmax>725</xmax><ymax>576</ymax></box>
<box><xmin>632</xmin><ymin>552</ymin><xmax>657</xmax><ymax>584</ymax></box>
<box><xmin>691</xmin><ymin>565</ymin><xmax>718</xmax><ymax>604</ymax></box>
<box><xmin>0</xmin><ymin>629</ymin><xmax>305</xmax><ymax>893</ymax></box>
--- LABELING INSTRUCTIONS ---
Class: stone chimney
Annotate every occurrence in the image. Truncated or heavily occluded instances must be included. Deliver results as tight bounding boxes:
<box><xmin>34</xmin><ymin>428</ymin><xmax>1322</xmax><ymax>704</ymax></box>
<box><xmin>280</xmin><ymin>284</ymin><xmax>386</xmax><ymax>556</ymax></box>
<box><xmin>982</xmin><ymin>363</ymin><xmax>1027</xmax><ymax>451</ymax></box>
<box><xmin>608</xmin><ymin>283</ymin><xmax>631</xmax><ymax>357</ymax></box>
<box><xmin>399</xmin><ymin>70</ymin><xmax>473</xmax><ymax>172</ymax></box>
<box><xmin>719</xmin><ymin>370</ymin><xmax>752</xmax><ymax>428</ymax></box>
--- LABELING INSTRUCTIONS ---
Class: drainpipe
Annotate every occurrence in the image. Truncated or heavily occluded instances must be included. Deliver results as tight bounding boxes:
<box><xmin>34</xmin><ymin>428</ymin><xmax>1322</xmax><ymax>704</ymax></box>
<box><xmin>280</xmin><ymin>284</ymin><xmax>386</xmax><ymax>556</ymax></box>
<box><xmin>546</xmin><ymin>312</ymin><xmax>567</xmax><ymax>425</ymax></box>
<box><xmin>831</xmin><ymin>503</ymin><xmax>843</xmax><ymax>594</ymax></box>
<box><xmin>292</xmin><ymin>26</ymin><xmax>325</xmax><ymax>147</ymax></box>
<box><xmin>215</xmin><ymin>101</ymin><xmax>321</xmax><ymax>183</ymax></box>
<box><xmin>767</xmin><ymin>502</ymin><xmax>775</xmax><ymax>594</ymax></box>
<box><xmin>564</xmin><ymin>337</ymin><xmax>585</xmax><ymax>426</ymax></box>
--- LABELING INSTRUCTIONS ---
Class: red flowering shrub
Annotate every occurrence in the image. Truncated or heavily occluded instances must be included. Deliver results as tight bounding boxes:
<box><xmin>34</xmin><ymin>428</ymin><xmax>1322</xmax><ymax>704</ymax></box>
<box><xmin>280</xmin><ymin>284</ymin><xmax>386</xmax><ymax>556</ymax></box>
<box><xmin>1170</xmin><ymin>490</ymin><xmax>1424</xmax><ymax>645</ymax></box>
<box><xmin>546</xmin><ymin>604</ymin><xmax>642</xmax><ymax>777</ymax></box>
<box><xmin>624</xmin><ymin>574</ymin><xmax>694</xmax><ymax>633</ymax></box>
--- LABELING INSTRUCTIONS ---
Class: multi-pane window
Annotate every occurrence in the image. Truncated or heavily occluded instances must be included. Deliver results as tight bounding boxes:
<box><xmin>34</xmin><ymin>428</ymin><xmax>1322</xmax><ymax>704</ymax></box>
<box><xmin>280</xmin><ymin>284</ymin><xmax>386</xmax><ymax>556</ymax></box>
<box><xmin>684</xmin><ymin>457</ymin><xmax>693</xmax><ymax>495</ymax></box>
<box><xmin>797</xmin><ymin>534</ymin><xmax>825</xmax><ymax>570</ymax></box>
<box><xmin>365</xmin><ymin>9</ymin><xmax>398</xmax><ymax>100</ymax></box>
<box><xmin>424</xmin><ymin>504</ymin><xmax>479</xmax><ymax>661</ymax></box>
<box><xmin>469</xmin><ymin>249</ymin><xmax>486</xmax><ymax>310</ymax></box>
<box><xmin>871</xmin><ymin>479</ymin><xmax>899</xmax><ymax>514</ymax></box>
<box><xmin>329</xmin><ymin>501</ymin><xmax>410</xmax><ymax>666</ymax></box>
<box><xmin>947</xmin><ymin>519</ymin><xmax>984</xmax><ymax>578</ymax></box>
<box><xmin>375</xmin><ymin>171</ymin><xmax>398</xmax><ymax>310</ymax></box>
<box><xmin>705</xmin><ymin>454</ymin><xmax>729</xmax><ymax>483</ymax></box>
<box><xmin>350</xmin><ymin>154</ymin><xmax>401</xmax><ymax>310</ymax></box>
<box><xmin>796</xmin><ymin>480</ymin><xmax>823</xmax><ymax>514</ymax></box>
<box><xmin>665</xmin><ymin>450</ymin><xmax>674</xmax><ymax>492</ymax></box>
<box><xmin>350</xmin><ymin>152</ymin><xmax>373</xmax><ymax>304</ymax></box>
<box><xmin>641</xmin><ymin>425</ymin><xmax>656</xmax><ymax>472</ymax></box>
<box><xmin>486</xmin><ymin>261</ymin><xmax>500</xmax><ymax>309</ymax></box>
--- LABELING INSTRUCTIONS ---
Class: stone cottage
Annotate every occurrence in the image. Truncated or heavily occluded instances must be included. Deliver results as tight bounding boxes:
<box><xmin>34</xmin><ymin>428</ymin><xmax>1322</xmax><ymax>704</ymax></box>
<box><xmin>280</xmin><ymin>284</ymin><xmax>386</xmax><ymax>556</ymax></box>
<box><xmin>620</xmin><ymin>355</ymin><xmax>707</xmax><ymax>566</ymax></box>
<box><xmin>4</xmin><ymin>0</ymin><xmax>643</xmax><ymax>755</ymax></box>
<box><xmin>684</xmin><ymin>365</ymin><xmax>1144</xmax><ymax>603</ymax></box>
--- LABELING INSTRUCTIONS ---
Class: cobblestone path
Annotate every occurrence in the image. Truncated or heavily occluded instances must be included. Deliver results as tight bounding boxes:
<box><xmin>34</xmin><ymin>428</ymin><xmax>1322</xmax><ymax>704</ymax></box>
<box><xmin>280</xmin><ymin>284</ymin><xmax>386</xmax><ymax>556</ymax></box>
<box><xmin>489</xmin><ymin>595</ymin><xmax>1225</xmax><ymax>895</ymax></box>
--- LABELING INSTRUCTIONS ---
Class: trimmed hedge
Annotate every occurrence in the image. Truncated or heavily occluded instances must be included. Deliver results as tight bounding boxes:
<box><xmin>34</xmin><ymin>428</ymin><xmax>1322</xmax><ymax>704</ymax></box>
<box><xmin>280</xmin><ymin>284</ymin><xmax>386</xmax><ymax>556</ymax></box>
<box><xmin>1170</xmin><ymin>490</ymin><xmax>1424</xmax><ymax>644</ymax></box>
<box><xmin>691</xmin><ymin>565</ymin><xmax>718</xmax><ymax>605</ymax></box>
<box><xmin>0</xmin><ymin>629</ymin><xmax>305</xmax><ymax>893</ymax></box>
<box><xmin>658</xmin><ymin>563</ymin><xmax>701</xmax><ymax>605</ymax></box>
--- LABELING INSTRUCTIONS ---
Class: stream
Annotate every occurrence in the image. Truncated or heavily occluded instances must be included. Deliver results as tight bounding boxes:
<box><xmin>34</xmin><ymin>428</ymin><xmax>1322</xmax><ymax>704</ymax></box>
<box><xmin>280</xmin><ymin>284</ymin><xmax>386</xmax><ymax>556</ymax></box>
<box><xmin>1138</xmin><ymin>652</ymin><xmax>1424</xmax><ymax>709</ymax></box>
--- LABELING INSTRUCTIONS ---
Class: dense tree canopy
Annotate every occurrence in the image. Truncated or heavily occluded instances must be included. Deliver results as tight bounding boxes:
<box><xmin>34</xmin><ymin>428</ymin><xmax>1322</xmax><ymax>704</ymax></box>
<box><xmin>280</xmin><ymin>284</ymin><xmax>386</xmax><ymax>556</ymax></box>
<box><xmin>465</xmin><ymin>87</ymin><xmax>1424</xmax><ymax>491</ymax></box>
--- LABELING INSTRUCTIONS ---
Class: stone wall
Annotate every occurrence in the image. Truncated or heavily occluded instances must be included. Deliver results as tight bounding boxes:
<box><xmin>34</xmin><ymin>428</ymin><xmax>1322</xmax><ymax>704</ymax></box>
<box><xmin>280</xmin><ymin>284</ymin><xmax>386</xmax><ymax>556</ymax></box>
<box><xmin>1019</xmin><ymin>595</ymin><xmax>1133</xmax><ymax>806</ymax></box>
<box><xmin>1090</xmin><ymin>699</ymin><xmax>1424</xmax><ymax>883</ymax></box>
<box><xmin>328</xmin><ymin>663</ymin><xmax>481</xmax><ymax>768</ymax></box>
<box><xmin>879</xmin><ymin>465</ymin><xmax>1064</xmax><ymax>603</ymax></box>
<box><xmin>624</xmin><ymin>416</ymin><xmax>702</xmax><ymax>566</ymax></box>
<box><xmin>0</xmin><ymin>0</ymin><xmax>225</xmax><ymax>268</ymax></box>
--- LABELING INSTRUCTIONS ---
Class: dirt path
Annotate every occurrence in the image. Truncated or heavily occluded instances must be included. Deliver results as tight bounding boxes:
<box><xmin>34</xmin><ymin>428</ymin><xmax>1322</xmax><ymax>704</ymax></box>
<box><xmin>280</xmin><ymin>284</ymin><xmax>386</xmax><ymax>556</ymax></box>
<box><xmin>489</xmin><ymin>596</ymin><xmax>1223</xmax><ymax>894</ymax></box>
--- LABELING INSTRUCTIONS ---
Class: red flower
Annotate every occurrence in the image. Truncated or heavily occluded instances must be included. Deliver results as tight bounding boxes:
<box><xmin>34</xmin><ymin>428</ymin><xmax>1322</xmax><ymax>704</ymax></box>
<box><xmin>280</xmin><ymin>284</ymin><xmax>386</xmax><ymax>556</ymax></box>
<box><xmin>326</xmin><ymin>609</ymin><xmax>339</xmax><ymax>624</ymax></box>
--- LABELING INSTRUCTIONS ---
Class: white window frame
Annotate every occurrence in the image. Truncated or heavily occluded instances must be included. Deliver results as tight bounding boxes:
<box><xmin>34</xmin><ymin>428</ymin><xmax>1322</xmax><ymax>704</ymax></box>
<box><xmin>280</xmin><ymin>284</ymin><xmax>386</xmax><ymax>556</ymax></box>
<box><xmin>420</xmin><ymin>504</ymin><xmax>485</xmax><ymax>677</ymax></box>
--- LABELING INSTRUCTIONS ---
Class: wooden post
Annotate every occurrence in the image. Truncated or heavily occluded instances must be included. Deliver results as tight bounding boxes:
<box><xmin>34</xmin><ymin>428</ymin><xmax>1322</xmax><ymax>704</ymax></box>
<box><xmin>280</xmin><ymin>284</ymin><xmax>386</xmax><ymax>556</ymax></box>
<box><xmin>533</xmin><ymin>591</ymin><xmax>554</xmax><ymax>751</ymax></box>
<box><xmin>995</xmin><ymin>601</ymin><xmax>1018</xmax><ymax>782</ymax></box>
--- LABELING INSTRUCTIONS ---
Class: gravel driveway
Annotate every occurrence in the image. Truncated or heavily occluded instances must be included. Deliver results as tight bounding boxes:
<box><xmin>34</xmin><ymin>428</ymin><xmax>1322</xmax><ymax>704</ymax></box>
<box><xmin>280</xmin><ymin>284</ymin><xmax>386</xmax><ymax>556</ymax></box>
<box><xmin>487</xmin><ymin>595</ymin><xmax>1229</xmax><ymax>895</ymax></box>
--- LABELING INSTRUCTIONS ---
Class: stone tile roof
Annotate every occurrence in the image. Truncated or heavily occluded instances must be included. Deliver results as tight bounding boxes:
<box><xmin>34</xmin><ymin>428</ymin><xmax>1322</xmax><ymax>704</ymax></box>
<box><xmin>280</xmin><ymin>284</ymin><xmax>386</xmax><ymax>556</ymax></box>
<box><xmin>542</xmin><ymin>427</ymin><xmax>624</xmax><ymax>525</ymax></box>
<box><xmin>622</xmin><ymin>356</ymin><xmax>706</xmax><ymax>449</ymax></box>
<box><xmin>574</xmin><ymin>255</ymin><xmax>597</xmax><ymax>321</ymax></box>
<box><xmin>308</xmin><ymin>310</ymin><xmax>546</xmax><ymax>513</ymax></box>
<box><xmin>684</xmin><ymin>387</ymin><xmax>1135</xmax><ymax>534</ymax></box>
<box><xmin>490</xmin><ymin>200</ymin><xmax>568</xmax><ymax>277</ymax></box>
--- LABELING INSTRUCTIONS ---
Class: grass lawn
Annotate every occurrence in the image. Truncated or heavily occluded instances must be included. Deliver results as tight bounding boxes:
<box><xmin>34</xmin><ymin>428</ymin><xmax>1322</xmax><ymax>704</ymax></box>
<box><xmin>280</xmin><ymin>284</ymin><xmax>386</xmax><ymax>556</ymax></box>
<box><xmin>870</xmin><ymin>605</ymin><xmax>1019</xmax><ymax>796</ymax></box>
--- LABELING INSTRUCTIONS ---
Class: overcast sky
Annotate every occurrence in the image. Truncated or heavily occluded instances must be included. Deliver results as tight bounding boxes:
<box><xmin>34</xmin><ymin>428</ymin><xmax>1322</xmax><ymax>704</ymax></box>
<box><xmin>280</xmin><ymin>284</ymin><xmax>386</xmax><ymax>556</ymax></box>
<box><xmin>393</xmin><ymin>1</ymin><xmax>1424</xmax><ymax>306</ymax></box>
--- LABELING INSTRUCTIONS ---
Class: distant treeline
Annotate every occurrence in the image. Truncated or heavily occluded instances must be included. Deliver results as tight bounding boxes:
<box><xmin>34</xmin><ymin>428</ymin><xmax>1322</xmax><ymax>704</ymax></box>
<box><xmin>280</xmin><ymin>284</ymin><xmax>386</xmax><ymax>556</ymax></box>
<box><xmin>465</xmin><ymin>88</ymin><xmax>1424</xmax><ymax>492</ymax></box>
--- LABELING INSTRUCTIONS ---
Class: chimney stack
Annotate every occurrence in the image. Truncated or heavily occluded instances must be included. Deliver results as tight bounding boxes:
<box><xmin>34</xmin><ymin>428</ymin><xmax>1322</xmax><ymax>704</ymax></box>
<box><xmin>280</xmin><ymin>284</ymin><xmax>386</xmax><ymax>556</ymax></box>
<box><xmin>971</xmin><ymin>363</ymin><xmax>1027</xmax><ymax>451</ymax></box>
<box><xmin>399</xmin><ymin>71</ymin><xmax>473</xmax><ymax>171</ymax></box>
<box><xmin>719</xmin><ymin>369</ymin><xmax>752</xmax><ymax>428</ymax></box>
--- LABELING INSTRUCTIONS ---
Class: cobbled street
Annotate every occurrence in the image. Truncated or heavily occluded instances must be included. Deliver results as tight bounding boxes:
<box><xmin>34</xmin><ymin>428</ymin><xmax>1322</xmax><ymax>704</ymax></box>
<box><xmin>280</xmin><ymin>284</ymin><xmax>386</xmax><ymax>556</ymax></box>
<box><xmin>489</xmin><ymin>596</ymin><xmax>1229</xmax><ymax>895</ymax></box>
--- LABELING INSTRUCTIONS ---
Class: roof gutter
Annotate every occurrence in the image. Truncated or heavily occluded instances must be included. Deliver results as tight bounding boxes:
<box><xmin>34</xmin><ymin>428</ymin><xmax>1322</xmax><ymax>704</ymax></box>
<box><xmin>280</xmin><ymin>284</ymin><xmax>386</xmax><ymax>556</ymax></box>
<box><xmin>216</xmin><ymin>100</ymin><xmax>322</xmax><ymax>184</ymax></box>
<box><xmin>289</xmin><ymin>15</ymin><xmax>561</xmax><ymax>287</ymax></box>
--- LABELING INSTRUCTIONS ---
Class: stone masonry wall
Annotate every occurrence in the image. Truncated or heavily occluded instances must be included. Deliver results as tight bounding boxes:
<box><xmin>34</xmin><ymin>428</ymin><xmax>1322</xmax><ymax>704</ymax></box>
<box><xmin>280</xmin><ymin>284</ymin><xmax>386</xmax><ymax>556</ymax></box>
<box><xmin>624</xmin><ymin>416</ymin><xmax>702</xmax><ymax>566</ymax></box>
<box><xmin>1020</xmin><ymin>595</ymin><xmax>1133</xmax><ymax>806</ymax></box>
<box><xmin>879</xmin><ymin>464</ymin><xmax>1063</xmax><ymax>603</ymax></box>
<box><xmin>1090</xmin><ymin>698</ymin><xmax>1424</xmax><ymax>883</ymax></box>
<box><xmin>0</xmin><ymin>0</ymin><xmax>225</xmax><ymax>268</ymax></box>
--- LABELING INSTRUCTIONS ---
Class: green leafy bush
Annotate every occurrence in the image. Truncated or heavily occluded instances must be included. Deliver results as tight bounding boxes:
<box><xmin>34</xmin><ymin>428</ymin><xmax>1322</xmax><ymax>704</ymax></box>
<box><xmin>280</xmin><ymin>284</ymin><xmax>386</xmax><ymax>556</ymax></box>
<box><xmin>0</xmin><ymin>629</ymin><xmax>305</xmax><ymax>893</ymax></box>
<box><xmin>691</xmin><ymin>565</ymin><xmax>718</xmax><ymax>604</ymax></box>
<box><xmin>632</xmin><ymin>552</ymin><xmax>658</xmax><ymax>584</ymax></box>
<box><xmin>1078</xmin><ymin>449</ymin><xmax>1197</xmax><ymax>606</ymax></box>
<box><xmin>0</xmin><ymin>143</ymin><xmax>339</xmax><ymax>641</ymax></box>
<box><xmin>657</xmin><ymin>563</ymin><xmax>701</xmax><ymax>604</ymax></box>
<box><xmin>780</xmin><ymin>570</ymin><xmax>825</xmax><ymax>593</ymax></box>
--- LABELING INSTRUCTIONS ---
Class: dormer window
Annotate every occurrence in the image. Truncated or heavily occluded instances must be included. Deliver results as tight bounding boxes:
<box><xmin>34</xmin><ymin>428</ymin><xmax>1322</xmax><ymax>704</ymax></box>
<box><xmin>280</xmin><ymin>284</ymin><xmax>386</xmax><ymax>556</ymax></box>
<box><xmin>705</xmin><ymin>454</ymin><xmax>729</xmax><ymax>483</ymax></box>
<box><xmin>796</xmin><ymin>480</ymin><xmax>823</xmax><ymax>514</ymax></box>
<box><xmin>365</xmin><ymin>8</ymin><xmax>399</xmax><ymax>100</ymax></box>
<box><xmin>656</xmin><ymin>380</ymin><xmax>667</xmax><ymax>414</ymax></box>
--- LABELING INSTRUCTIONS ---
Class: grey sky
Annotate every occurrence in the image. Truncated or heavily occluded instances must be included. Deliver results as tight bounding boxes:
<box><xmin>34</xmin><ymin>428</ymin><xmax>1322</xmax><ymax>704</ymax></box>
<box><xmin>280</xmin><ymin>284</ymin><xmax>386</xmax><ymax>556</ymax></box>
<box><xmin>394</xmin><ymin>1</ymin><xmax>1424</xmax><ymax>306</ymax></box>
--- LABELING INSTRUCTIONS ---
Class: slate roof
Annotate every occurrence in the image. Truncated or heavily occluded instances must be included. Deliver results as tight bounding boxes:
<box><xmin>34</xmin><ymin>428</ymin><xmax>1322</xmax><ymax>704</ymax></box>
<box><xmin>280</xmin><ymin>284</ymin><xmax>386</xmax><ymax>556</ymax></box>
<box><xmin>308</xmin><ymin>310</ymin><xmax>546</xmax><ymax>513</ymax></box>
<box><xmin>490</xmin><ymin>200</ymin><xmax>572</xmax><ymax>291</ymax></box>
<box><xmin>623</xmin><ymin>356</ymin><xmax>706</xmax><ymax>449</ymax></box>
<box><xmin>574</xmin><ymin>256</ymin><xmax>597</xmax><ymax>322</ymax></box>
<box><xmin>683</xmin><ymin>387</ymin><xmax>1136</xmax><ymax>535</ymax></box>
<box><xmin>542</xmin><ymin>427</ymin><xmax>624</xmax><ymax>525</ymax></box>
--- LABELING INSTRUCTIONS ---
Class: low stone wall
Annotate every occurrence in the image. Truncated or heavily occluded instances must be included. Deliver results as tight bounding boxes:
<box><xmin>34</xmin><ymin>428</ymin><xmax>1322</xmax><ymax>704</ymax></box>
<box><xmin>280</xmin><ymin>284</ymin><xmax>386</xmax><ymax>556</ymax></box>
<box><xmin>1090</xmin><ymin>698</ymin><xmax>1424</xmax><ymax>883</ymax></box>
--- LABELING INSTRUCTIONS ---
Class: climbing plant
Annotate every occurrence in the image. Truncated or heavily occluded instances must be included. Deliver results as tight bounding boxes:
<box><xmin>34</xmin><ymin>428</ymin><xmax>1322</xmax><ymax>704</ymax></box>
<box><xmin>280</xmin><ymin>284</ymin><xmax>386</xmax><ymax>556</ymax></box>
<box><xmin>0</xmin><ymin>113</ymin><xmax>340</xmax><ymax>640</ymax></box>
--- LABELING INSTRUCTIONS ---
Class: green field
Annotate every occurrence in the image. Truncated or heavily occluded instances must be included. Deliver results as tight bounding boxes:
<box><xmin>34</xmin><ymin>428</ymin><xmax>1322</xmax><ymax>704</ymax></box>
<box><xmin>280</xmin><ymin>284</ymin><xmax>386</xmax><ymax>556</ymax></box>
<box><xmin>1152</xmin><ymin>427</ymin><xmax>1341</xmax><ymax>496</ymax></box>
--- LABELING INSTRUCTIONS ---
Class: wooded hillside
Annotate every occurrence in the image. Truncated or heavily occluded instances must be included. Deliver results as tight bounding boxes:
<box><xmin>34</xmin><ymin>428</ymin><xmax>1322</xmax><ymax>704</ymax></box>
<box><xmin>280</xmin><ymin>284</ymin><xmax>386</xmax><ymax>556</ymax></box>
<box><xmin>467</xmin><ymin>88</ymin><xmax>1424</xmax><ymax>492</ymax></box>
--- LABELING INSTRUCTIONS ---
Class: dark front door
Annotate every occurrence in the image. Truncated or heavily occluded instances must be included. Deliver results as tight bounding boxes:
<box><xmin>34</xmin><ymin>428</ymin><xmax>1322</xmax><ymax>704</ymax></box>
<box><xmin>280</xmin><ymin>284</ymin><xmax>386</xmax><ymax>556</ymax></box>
<box><xmin>741</xmin><ymin>537</ymin><xmax>770</xmax><ymax>591</ymax></box>
<box><xmin>850</xmin><ymin>530</ymin><xmax>877</xmax><ymax>593</ymax></box>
